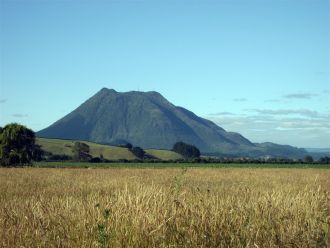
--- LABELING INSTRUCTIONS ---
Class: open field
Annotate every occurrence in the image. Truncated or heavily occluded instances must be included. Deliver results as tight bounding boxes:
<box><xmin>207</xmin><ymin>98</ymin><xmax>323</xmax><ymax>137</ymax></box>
<box><xmin>1</xmin><ymin>167</ymin><xmax>329</xmax><ymax>247</ymax></box>
<box><xmin>145</xmin><ymin>149</ymin><xmax>183</xmax><ymax>161</ymax></box>
<box><xmin>36</xmin><ymin>138</ymin><xmax>182</xmax><ymax>161</ymax></box>
<box><xmin>36</xmin><ymin>137</ymin><xmax>137</xmax><ymax>160</ymax></box>
<box><xmin>34</xmin><ymin>161</ymin><xmax>330</xmax><ymax>169</ymax></box>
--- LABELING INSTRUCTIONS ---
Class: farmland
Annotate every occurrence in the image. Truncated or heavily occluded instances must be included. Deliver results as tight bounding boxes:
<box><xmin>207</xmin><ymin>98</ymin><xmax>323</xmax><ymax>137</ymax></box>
<box><xmin>36</xmin><ymin>138</ymin><xmax>183</xmax><ymax>161</ymax></box>
<box><xmin>1</xmin><ymin>166</ymin><xmax>329</xmax><ymax>247</ymax></box>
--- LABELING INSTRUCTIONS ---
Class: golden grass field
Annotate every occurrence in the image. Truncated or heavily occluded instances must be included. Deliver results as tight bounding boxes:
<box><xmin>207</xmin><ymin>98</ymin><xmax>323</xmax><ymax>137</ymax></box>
<box><xmin>0</xmin><ymin>167</ymin><xmax>329</xmax><ymax>247</ymax></box>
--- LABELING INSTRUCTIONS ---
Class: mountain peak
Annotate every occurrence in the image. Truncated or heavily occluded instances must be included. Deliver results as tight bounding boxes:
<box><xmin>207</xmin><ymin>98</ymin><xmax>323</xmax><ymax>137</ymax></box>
<box><xmin>93</xmin><ymin>88</ymin><xmax>168</xmax><ymax>105</ymax></box>
<box><xmin>37</xmin><ymin>88</ymin><xmax>307</xmax><ymax>158</ymax></box>
<box><xmin>98</xmin><ymin>87</ymin><xmax>117</xmax><ymax>93</ymax></box>
<box><xmin>97</xmin><ymin>88</ymin><xmax>163</xmax><ymax>97</ymax></box>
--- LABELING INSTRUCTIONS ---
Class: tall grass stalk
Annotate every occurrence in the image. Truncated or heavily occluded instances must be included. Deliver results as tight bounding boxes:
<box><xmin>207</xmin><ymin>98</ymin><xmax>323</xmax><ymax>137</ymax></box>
<box><xmin>0</xmin><ymin>168</ymin><xmax>329</xmax><ymax>247</ymax></box>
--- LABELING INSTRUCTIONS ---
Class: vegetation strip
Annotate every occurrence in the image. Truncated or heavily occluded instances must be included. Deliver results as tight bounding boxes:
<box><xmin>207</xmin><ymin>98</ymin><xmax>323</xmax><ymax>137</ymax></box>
<box><xmin>34</xmin><ymin>162</ymin><xmax>330</xmax><ymax>169</ymax></box>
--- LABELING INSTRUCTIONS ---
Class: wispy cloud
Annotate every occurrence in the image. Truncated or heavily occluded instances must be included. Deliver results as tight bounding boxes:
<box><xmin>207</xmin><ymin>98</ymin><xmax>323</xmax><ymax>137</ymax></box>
<box><xmin>209</xmin><ymin>112</ymin><xmax>236</xmax><ymax>116</ymax></box>
<box><xmin>283</xmin><ymin>93</ymin><xmax>318</xmax><ymax>99</ymax></box>
<box><xmin>314</xmin><ymin>71</ymin><xmax>327</xmax><ymax>76</ymax></box>
<box><xmin>12</xmin><ymin>114</ymin><xmax>28</xmax><ymax>118</ymax></box>
<box><xmin>264</xmin><ymin>99</ymin><xmax>280</xmax><ymax>103</ymax></box>
<box><xmin>0</xmin><ymin>99</ymin><xmax>7</xmax><ymax>103</ymax></box>
<box><xmin>233</xmin><ymin>98</ymin><xmax>247</xmax><ymax>102</ymax></box>
<box><xmin>249</xmin><ymin>109</ymin><xmax>320</xmax><ymax>118</ymax></box>
<box><xmin>207</xmin><ymin>111</ymin><xmax>330</xmax><ymax>147</ymax></box>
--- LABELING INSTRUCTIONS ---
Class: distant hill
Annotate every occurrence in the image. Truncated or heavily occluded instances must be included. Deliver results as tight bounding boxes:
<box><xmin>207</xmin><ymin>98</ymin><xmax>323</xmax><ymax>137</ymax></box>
<box><xmin>305</xmin><ymin>148</ymin><xmax>330</xmax><ymax>154</ymax></box>
<box><xmin>37</xmin><ymin>88</ymin><xmax>307</xmax><ymax>158</ymax></box>
<box><xmin>36</xmin><ymin>138</ymin><xmax>182</xmax><ymax>161</ymax></box>
<box><xmin>305</xmin><ymin>148</ymin><xmax>330</xmax><ymax>160</ymax></box>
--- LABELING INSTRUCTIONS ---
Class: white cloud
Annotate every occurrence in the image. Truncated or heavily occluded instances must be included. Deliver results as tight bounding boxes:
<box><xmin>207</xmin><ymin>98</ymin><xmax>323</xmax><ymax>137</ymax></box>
<box><xmin>232</xmin><ymin>98</ymin><xmax>247</xmax><ymax>102</ymax></box>
<box><xmin>12</xmin><ymin>114</ymin><xmax>28</xmax><ymax>118</ymax></box>
<box><xmin>206</xmin><ymin>110</ymin><xmax>330</xmax><ymax>148</ymax></box>
<box><xmin>264</xmin><ymin>99</ymin><xmax>280</xmax><ymax>103</ymax></box>
<box><xmin>248</xmin><ymin>108</ymin><xmax>320</xmax><ymax>118</ymax></box>
<box><xmin>209</xmin><ymin>112</ymin><xmax>236</xmax><ymax>116</ymax></box>
<box><xmin>283</xmin><ymin>93</ymin><xmax>318</xmax><ymax>99</ymax></box>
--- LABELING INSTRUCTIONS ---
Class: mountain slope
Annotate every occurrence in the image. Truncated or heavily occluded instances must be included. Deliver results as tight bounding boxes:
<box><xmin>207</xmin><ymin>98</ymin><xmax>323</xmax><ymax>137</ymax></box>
<box><xmin>37</xmin><ymin>88</ymin><xmax>307</xmax><ymax>158</ymax></box>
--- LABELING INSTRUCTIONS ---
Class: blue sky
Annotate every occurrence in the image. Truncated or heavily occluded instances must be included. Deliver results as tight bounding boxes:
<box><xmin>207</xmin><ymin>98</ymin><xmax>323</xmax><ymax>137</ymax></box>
<box><xmin>0</xmin><ymin>0</ymin><xmax>329</xmax><ymax>148</ymax></box>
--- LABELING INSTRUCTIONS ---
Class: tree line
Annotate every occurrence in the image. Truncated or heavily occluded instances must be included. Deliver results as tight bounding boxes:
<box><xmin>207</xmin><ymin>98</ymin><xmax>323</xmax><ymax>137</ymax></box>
<box><xmin>1</xmin><ymin>123</ymin><xmax>329</xmax><ymax>166</ymax></box>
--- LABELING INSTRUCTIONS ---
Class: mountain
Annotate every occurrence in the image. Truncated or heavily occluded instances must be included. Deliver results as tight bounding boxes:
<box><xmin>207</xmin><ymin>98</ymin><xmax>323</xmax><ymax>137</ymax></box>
<box><xmin>305</xmin><ymin>148</ymin><xmax>330</xmax><ymax>154</ymax></box>
<box><xmin>304</xmin><ymin>148</ymin><xmax>330</xmax><ymax>160</ymax></box>
<box><xmin>37</xmin><ymin>88</ymin><xmax>307</xmax><ymax>158</ymax></box>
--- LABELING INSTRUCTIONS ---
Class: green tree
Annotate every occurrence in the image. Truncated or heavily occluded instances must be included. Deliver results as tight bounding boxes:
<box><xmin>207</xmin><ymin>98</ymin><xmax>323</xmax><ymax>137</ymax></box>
<box><xmin>131</xmin><ymin>146</ymin><xmax>145</xmax><ymax>159</ymax></box>
<box><xmin>318</xmin><ymin>156</ymin><xmax>330</xmax><ymax>164</ymax></box>
<box><xmin>172</xmin><ymin>142</ymin><xmax>200</xmax><ymax>159</ymax></box>
<box><xmin>72</xmin><ymin>142</ymin><xmax>91</xmax><ymax>161</ymax></box>
<box><xmin>119</xmin><ymin>143</ymin><xmax>133</xmax><ymax>149</ymax></box>
<box><xmin>0</xmin><ymin>123</ymin><xmax>37</xmax><ymax>166</ymax></box>
<box><xmin>304</xmin><ymin>155</ymin><xmax>314</xmax><ymax>163</ymax></box>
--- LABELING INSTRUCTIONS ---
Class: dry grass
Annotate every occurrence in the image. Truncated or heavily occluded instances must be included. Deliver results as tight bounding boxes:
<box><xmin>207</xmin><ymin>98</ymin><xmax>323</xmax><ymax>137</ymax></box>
<box><xmin>0</xmin><ymin>167</ymin><xmax>329</xmax><ymax>247</ymax></box>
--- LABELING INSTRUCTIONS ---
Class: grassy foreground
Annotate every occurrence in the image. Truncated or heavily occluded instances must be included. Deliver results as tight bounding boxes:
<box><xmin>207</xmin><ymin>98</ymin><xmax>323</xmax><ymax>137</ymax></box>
<box><xmin>1</xmin><ymin>168</ymin><xmax>329</xmax><ymax>247</ymax></box>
